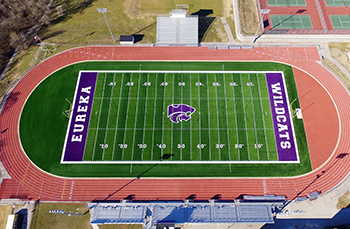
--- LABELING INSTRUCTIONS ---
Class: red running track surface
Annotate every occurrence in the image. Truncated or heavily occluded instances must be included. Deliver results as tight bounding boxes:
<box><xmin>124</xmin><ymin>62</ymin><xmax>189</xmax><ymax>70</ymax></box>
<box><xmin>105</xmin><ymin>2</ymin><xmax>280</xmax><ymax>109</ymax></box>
<box><xmin>0</xmin><ymin>46</ymin><xmax>348</xmax><ymax>201</ymax></box>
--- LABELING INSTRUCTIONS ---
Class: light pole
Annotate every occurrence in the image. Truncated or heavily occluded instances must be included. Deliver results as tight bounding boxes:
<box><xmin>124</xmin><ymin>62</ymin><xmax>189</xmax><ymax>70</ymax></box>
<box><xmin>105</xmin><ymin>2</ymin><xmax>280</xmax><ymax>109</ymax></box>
<box><xmin>253</xmin><ymin>9</ymin><xmax>271</xmax><ymax>43</ymax></box>
<box><xmin>97</xmin><ymin>8</ymin><xmax>116</xmax><ymax>44</ymax></box>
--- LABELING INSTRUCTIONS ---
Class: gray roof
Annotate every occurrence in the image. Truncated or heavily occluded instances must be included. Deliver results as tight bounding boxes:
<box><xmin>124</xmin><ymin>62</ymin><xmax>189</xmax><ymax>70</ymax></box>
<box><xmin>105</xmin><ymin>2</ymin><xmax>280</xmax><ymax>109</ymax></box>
<box><xmin>156</xmin><ymin>15</ymin><xmax>198</xmax><ymax>45</ymax></box>
<box><xmin>88</xmin><ymin>200</ymin><xmax>275</xmax><ymax>228</ymax></box>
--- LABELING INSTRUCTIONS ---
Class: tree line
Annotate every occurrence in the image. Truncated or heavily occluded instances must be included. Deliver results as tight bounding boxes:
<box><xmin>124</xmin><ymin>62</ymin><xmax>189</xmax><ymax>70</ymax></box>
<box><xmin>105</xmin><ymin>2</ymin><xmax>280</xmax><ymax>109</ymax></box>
<box><xmin>0</xmin><ymin>0</ymin><xmax>51</xmax><ymax>74</ymax></box>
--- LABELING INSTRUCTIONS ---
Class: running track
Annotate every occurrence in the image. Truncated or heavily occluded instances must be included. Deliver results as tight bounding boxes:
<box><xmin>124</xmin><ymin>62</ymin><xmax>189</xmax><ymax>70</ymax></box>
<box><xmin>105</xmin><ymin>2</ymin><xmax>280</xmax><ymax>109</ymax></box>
<box><xmin>0</xmin><ymin>46</ymin><xmax>349</xmax><ymax>201</ymax></box>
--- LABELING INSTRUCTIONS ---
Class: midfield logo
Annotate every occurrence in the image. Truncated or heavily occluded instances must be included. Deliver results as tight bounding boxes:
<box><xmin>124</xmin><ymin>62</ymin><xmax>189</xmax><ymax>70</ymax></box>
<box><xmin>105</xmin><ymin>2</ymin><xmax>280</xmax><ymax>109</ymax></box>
<box><xmin>167</xmin><ymin>104</ymin><xmax>196</xmax><ymax>124</ymax></box>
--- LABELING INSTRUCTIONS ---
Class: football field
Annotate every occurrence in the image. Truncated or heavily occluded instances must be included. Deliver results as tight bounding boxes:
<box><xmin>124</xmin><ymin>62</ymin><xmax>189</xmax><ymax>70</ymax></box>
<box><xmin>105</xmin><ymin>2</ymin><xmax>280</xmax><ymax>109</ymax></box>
<box><xmin>62</xmin><ymin>70</ymin><xmax>298</xmax><ymax>164</ymax></box>
<box><xmin>21</xmin><ymin>61</ymin><xmax>309</xmax><ymax>177</ymax></box>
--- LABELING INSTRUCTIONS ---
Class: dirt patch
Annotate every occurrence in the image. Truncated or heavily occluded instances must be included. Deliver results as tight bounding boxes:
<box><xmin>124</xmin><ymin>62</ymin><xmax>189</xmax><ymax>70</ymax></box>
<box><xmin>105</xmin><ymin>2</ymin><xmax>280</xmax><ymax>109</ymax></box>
<box><xmin>123</xmin><ymin>0</ymin><xmax>142</xmax><ymax>19</ymax></box>
<box><xmin>0</xmin><ymin>205</ymin><xmax>13</xmax><ymax>229</ymax></box>
<box><xmin>329</xmin><ymin>43</ymin><xmax>350</xmax><ymax>90</ymax></box>
<box><xmin>238</xmin><ymin>0</ymin><xmax>259</xmax><ymax>34</ymax></box>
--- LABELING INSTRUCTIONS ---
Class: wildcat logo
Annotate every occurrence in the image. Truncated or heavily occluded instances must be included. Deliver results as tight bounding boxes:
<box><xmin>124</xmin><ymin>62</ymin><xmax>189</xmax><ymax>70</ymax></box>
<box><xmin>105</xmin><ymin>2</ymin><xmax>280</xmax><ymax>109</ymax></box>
<box><xmin>167</xmin><ymin>104</ymin><xmax>196</xmax><ymax>124</ymax></box>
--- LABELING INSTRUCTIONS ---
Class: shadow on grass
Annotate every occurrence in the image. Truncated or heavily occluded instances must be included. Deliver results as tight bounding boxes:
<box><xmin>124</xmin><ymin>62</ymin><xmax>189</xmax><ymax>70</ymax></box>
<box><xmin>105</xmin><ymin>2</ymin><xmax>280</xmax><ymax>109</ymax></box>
<box><xmin>191</xmin><ymin>9</ymin><xmax>215</xmax><ymax>43</ymax></box>
<box><xmin>50</xmin><ymin>0</ymin><xmax>96</xmax><ymax>26</ymax></box>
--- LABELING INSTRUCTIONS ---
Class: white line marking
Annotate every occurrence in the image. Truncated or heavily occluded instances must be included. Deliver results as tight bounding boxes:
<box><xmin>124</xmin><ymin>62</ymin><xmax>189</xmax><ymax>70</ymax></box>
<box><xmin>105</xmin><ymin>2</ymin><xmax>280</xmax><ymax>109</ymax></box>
<box><xmin>141</xmin><ymin>73</ymin><xmax>149</xmax><ymax>160</ymax></box>
<box><xmin>131</xmin><ymin>72</ymin><xmax>142</xmax><ymax>161</ymax></box>
<box><xmin>112</xmin><ymin>73</ymin><xmax>125</xmax><ymax>160</ymax></box>
<box><xmin>102</xmin><ymin>73</ymin><xmax>116</xmax><ymax>160</ymax></box>
<box><xmin>257</xmin><ymin>73</ymin><xmax>270</xmax><ymax>160</ymax></box>
<box><xmin>92</xmin><ymin>73</ymin><xmax>107</xmax><ymax>160</ymax></box>
<box><xmin>248</xmin><ymin>73</ymin><xmax>260</xmax><ymax>160</ymax></box>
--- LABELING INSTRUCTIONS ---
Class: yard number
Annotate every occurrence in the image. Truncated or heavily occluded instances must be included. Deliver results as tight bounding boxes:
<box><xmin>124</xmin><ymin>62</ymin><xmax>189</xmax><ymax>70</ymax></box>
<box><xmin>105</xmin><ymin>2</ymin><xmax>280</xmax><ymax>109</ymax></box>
<box><xmin>118</xmin><ymin>144</ymin><xmax>128</xmax><ymax>149</ymax></box>
<box><xmin>100</xmin><ymin>144</ymin><xmax>108</xmax><ymax>149</ymax></box>
<box><xmin>157</xmin><ymin>144</ymin><xmax>166</xmax><ymax>149</ymax></box>
<box><xmin>212</xmin><ymin>82</ymin><xmax>221</xmax><ymax>86</ymax></box>
<box><xmin>235</xmin><ymin>144</ymin><xmax>244</xmax><ymax>149</ymax></box>
<box><xmin>138</xmin><ymin>144</ymin><xmax>147</xmax><ymax>149</ymax></box>
<box><xmin>246</xmin><ymin>82</ymin><xmax>254</xmax><ymax>86</ymax></box>
<box><xmin>125</xmin><ymin>82</ymin><xmax>134</xmax><ymax>86</ymax></box>
<box><xmin>177</xmin><ymin>144</ymin><xmax>185</xmax><ymax>149</ymax></box>
<box><xmin>143</xmin><ymin>82</ymin><xmax>151</xmax><ymax>86</ymax></box>
<box><xmin>195</xmin><ymin>82</ymin><xmax>204</xmax><ymax>86</ymax></box>
<box><xmin>160</xmin><ymin>82</ymin><xmax>168</xmax><ymax>86</ymax></box>
<box><xmin>178</xmin><ymin>82</ymin><xmax>185</xmax><ymax>86</ymax></box>
<box><xmin>197</xmin><ymin>144</ymin><xmax>206</xmax><ymax>149</ymax></box>
<box><xmin>254</xmin><ymin>144</ymin><xmax>263</xmax><ymax>149</ymax></box>
<box><xmin>216</xmin><ymin>144</ymin><xmax>225</xmax><ymax>149</ymax></box>
<box><xmin>229</xmin><ymin>82</ymin><xmax>238</xmax><ymax>86</ymax></box>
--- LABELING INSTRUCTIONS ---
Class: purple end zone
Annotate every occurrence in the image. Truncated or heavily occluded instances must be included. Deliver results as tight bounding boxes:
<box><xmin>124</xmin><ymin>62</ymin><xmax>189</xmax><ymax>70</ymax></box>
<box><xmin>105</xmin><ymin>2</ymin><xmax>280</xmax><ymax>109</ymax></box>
<box><xmin>266</xmin><ymin>73</ymin><xmax>298</xmax><ymax>161</ymax></box>
<box><xmin>62</xmin><ymin>72</ymin><xmax>98</xmax><ymax>162</ymax></box>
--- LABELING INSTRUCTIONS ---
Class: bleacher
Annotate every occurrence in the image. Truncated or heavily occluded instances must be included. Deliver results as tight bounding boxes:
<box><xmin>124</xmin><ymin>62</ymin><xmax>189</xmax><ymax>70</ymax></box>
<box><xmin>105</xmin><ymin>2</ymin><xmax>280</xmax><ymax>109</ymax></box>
<box><xmin>88</xmin><ymin>199</ymin><xmax>279</xmax><ymax>228</ymax></box>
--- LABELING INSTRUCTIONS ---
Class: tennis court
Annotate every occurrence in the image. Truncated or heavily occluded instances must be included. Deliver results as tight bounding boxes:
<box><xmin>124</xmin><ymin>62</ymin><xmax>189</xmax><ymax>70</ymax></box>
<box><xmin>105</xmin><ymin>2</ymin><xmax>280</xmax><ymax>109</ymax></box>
<box><xmin>270</xmin><ymin>15</ymin><xmax>313</xmax><ymax>29</ymax></box>
<box><xmin>267</xmin><ymin>0</ymin><xmax>306</xmax><ymax>6</ymax></box>
<box><xmin>325</xmin><ymin>0</ymin><xmax>350</xmax><ymax>6</ymax></box>
<box><xmin>330</xmin><ymin>15</ymin><xmax>350</xmax><ymax>29</ymax></box>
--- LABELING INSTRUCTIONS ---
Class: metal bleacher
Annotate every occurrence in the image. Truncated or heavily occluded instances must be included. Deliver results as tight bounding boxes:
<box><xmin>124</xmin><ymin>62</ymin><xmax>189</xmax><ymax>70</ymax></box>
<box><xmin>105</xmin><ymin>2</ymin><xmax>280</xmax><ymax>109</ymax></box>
<box><xmin>88</xmin><ymin>199</ymin><xmax>280</xmax><ymax>228</ymax></box>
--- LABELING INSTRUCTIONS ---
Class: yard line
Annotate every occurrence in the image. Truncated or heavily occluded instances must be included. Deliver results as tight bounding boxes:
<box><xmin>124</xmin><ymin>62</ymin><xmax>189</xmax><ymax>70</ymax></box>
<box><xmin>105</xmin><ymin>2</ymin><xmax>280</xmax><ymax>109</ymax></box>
<box><xmin>257</xmin><ymin>74</ymin><xmax>270</xmax><ymax>160</ymax></box>
<box><xmin>206</xmin><ymin>73</ymin><xmax>212</xmax><ymax>160</ymax></box>
<box><xmin>239</xmin><ymin>73</ymin><xmax>250</xmax><ymax>160</ymax></box>
<box><xmin>161</xmin><ymin>73</ymin><xmax>166</xmax><ymax>158</ymax></box>
<box><xmin>112</xmin><ymin>73</ymin><xmax>125</xmax><ymax>160</ymax></box>
<box><xmin>189</xmin><ymin>73</ymin><xmax>192</xmax><ymax>160</ymax></box>
<box><xmin>151</xmin><ymin>74</ymin><xmax>158</xmax><ymax>160</ymax></box>
<box><xmin>232</xmin><ymin>73</ymin><xmax>241</xmax><ymax>160</ymax></box>
<box><xmin>198</xmin><ymin>73</ymin><xmax>202</xmax><ymax>160</ymax></box>
<box><xmin>180</xmin><ymin>73</ymin><xmax>183</xmax><ymax>160</ymax></box>
<box><xmin>102</xmin><ymin>73</ymin><xmax>116</xmax><ymax>160</ymax></box>
<box><xmin>248</xmin><ymin>74</ymin><xmax>260</xmax><ymax>160</ymax></box>
<box><xmin>141</xmin><ymin>73</ymin><xmax>149</xmax><ymax>160</ymax></box>
<box><xmin>92</xmin><ymin>73</ymin><xmax>107</xmax><ymax>160</ymax></box>
<box><xmin>222</xmin><ymin>73</ymin><xmax>231</xmax><ymax>161</ymax></box>
<box><xmin>214</xmin><ymin>73</ymin><xmax>221</xmax><ymax>160</ymax></box>
<box><xmin>121</xmin><ymin>73</ymin><xmax>133</xmax><ymax>160</ymax></box>
<box><xmin>131</xmin><ymin>73</ymin><xmax>142</xmax><ymax>161</ymax></box>
<box><xmin>171</xmin><ymin>73</ymin><xmax>174</xmax><ymax>161</ymax></box>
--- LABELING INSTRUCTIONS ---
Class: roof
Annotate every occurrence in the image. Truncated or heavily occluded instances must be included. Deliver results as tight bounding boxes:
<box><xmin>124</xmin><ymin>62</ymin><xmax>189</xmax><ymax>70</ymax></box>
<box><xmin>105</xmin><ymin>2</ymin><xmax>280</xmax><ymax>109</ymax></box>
<box><xmin>88</xmin><ymin>200</ymin><xmax>276</xmax><ymax>228</ymax></box>
<box><xmin>156</xmin><ymin>13</ymin><xmax>198</xmax><ymax>45</ymax></box>
<box><xmin>120</xmin><ymin>35</ymin><xmax>134</xmax><ymax>42</ymax></box>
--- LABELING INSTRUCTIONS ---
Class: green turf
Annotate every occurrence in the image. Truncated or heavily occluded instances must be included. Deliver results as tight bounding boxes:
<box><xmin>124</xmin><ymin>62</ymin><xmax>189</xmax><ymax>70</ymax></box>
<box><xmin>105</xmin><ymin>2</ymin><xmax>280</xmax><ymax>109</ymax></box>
<box><xmin>82</xmin><ymin>71</ymin><xmax>277</xmax><ymax>163</ymax></box>
<box><xmin>330</xmin><ymin>15</ymin><xmax>350</xmax><ymax>29</ymax></box>
<box><xmin>20</xmin><ymin>61</ymin><xmax>311</xmax><ymax>177</ymax></box>
<box><xmin>271</xmin><ymin>15</ymin><xmax>312</xmax><ymax>29</ymax></box>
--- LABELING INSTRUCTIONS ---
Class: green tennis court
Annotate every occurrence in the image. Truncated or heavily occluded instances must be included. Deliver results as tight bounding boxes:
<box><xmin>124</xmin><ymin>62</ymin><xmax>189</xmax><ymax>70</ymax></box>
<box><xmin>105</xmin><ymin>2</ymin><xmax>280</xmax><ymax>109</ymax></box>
<box><xmin>267</xmin><ymin>0</ymin><xmax>306</xmax><ymax>6</ymax></box>
<box><xmin>325</xmin><ymin>0</ymin><xmax>350</xmax><ymax>6</ymax></box>
<box><xmin>270</xmin><ymin>15</ymin><xmax>313</xmax><ymax>29</ymax></box>
<box><xmin>330</xmin><ymin>15</ymin><xmax>350</xmax><ymax>29</ymax></box>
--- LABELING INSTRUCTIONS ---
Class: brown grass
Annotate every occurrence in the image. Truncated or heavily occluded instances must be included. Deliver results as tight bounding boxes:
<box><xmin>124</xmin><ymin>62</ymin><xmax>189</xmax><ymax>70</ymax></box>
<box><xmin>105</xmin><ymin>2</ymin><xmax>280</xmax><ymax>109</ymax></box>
<box><xmin>0</xmin><ymin>205</ymin><xmax>13</xmax><ymax>228</ymax></box>
<box><xmin>328</xmin><ymin>43</ymin><xmax>350</xmax><ymax>90</ymax></box>
<box><xmin>238</xmin><ymin>0</ymin><xmax>259</xmax><ymax>34</ymax></box>
<box><xmin>31</xmin><ymin>203</ymin><xmax>92</xmax><ymax>229</ymax></box>
<box><xmin>337</xmin><ymin>191</ymin><xmax>350</xmax><ymax>209</ymax></box>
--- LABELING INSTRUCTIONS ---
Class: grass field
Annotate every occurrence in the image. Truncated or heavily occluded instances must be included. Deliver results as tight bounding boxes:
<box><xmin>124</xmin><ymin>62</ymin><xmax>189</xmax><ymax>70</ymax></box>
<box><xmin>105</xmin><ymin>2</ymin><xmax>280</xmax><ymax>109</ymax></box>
<box><xmin>74</xmin><ymin>71</ymin><xmax>279</xmax><ymax>163</ymax></box>
<box><xmin>31</xmin><ymin>203</ymin><xmax>91</xmax><ymax>229</ymax></box>
<box><xmin>20</xmin><ymin>61</ymin><xmax>311</xmax><ymax>177</ymax></box>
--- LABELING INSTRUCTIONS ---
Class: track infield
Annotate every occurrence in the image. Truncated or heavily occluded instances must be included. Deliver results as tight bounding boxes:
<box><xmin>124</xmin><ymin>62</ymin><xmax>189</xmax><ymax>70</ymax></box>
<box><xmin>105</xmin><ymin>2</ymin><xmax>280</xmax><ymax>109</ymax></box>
<box><xmin>1</xmin><ymin>46</ymin><xmax>348</xmax><ymax>201</ymax></box>
<box><xmin>19</xmin><ymin>61</ymin><xmax>310</xmax><ymax>177</ymax></box>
